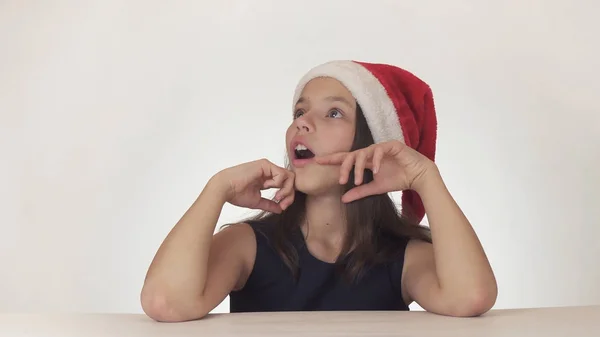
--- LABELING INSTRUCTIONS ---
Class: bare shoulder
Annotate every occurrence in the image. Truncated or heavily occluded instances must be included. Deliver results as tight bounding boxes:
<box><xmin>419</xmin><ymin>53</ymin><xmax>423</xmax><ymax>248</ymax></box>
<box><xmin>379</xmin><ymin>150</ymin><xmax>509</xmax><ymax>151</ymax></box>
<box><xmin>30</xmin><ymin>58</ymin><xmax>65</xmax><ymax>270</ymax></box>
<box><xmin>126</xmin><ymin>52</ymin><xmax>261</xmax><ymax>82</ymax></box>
<box><xmin>405</xmin><ymin>238</ymin><xmax>434</xmax><ymax>260</ymax></box>
<box><xmin>214</xmin><ymin>222</ymin><xmax>256</xmax><ymax>242</ymax></box>
<box><xmin>211</xmin><ymin>222</ymin><xmax>257</xmax><ymax>291</ymax></box>
<box><xmin>400</xmin><ymin>239</ymin><xmax>436</xmax><ymax>304</ymax></box>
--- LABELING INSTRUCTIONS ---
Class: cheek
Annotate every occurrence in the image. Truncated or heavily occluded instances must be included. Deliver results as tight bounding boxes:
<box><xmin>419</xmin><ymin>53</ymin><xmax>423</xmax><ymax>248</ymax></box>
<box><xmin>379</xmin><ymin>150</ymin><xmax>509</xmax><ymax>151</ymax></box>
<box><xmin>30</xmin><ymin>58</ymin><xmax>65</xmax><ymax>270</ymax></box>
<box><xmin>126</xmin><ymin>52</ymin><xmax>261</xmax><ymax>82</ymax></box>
<box><xmin>285</xmin><ymin>126</ymin><xmax>294</xmax><ymax>145</ymax></box>
<box><xmin>285</xmin><ymin>127</ymin><xmax>295</xmax><ymax>156</ymax></box>
<box><xmin>343</xmin><ymin>133</ymin><xmax>355</xmax><ymax>150</ymax></box>
<box><xmin>329</xmin><ymin>128</ymin><xmax>355</xmax><ymax>152</ymax></box>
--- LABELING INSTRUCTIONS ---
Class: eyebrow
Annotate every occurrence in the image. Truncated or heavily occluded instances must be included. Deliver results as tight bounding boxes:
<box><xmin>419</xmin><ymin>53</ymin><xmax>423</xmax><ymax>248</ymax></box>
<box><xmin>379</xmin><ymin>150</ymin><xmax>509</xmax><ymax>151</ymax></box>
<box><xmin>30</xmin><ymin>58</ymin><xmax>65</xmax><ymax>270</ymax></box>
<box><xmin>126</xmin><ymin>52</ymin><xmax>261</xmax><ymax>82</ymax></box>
<box><xmin>296</xmin><ymin>96</ymin><xmax>353</xmax><ymax>107</ymax></box>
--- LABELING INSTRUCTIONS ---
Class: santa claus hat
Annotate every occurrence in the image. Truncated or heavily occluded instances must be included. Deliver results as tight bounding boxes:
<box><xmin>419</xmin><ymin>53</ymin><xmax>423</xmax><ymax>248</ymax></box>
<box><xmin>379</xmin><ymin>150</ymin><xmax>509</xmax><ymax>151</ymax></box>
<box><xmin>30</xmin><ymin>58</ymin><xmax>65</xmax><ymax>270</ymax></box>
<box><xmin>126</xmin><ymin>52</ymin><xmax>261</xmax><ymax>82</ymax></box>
<box><xmin>292</xmin><ymin>60</ymin><xmax>437</xmax><ymax>223</ymax></box>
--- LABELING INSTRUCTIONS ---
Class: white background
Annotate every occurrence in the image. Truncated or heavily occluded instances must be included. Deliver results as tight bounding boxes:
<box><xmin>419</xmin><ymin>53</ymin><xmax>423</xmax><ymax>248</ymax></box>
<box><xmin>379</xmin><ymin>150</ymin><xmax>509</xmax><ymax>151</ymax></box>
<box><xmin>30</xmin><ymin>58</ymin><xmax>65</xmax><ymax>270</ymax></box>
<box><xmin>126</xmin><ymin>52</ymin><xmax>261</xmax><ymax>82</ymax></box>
<box><xmin>1</xmin><ymin>1</ymin><xmax>599</xmax><ymax>315</ymax></box>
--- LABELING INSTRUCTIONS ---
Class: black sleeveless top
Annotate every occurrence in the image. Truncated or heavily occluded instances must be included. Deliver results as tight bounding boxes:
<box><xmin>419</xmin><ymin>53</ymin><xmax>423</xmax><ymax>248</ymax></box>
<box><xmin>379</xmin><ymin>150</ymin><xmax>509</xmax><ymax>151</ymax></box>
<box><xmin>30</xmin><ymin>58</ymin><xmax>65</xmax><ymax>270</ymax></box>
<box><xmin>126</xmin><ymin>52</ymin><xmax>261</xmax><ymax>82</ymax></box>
<box><xmin>229</xmin><ymin>220</ymin><xmax>410</xmax><ymax>312</ymax></box>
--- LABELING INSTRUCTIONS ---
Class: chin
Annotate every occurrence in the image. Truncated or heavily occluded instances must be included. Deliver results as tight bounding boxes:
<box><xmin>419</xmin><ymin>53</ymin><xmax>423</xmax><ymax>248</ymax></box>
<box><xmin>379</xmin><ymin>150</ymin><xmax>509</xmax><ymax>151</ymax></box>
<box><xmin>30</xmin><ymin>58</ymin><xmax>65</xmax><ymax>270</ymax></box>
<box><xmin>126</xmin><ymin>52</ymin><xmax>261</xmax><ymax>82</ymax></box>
<box><xmin>293</xmin><ymin>166</ymin><xmax>341</xmax><ymax>196</ymax></box>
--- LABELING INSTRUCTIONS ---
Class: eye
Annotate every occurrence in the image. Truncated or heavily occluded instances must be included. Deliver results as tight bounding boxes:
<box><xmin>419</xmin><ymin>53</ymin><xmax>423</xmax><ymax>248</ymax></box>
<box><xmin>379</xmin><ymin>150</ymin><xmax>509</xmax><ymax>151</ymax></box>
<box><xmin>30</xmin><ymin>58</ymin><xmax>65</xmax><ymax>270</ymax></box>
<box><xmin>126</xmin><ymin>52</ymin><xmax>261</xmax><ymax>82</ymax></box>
<box><xmin>327</xmin><ymin>109</ymin><xmax>343</xmax><ymax>118</ymax></box>
<box><xmin>293</xmin><ymin>109</ymin><xmax>305</xmax><ymax>119</ymax></box>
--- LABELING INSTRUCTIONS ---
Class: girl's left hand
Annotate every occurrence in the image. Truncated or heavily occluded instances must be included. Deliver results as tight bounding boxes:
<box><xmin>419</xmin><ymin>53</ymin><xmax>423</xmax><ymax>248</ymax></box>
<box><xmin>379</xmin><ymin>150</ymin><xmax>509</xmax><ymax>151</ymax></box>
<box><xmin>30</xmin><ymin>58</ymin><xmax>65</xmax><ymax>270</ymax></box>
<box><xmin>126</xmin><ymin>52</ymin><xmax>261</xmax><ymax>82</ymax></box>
<box><xmin>315</xmin><ymin>140</ymin><xmax>438</xmax><ymax>203</ymax></box>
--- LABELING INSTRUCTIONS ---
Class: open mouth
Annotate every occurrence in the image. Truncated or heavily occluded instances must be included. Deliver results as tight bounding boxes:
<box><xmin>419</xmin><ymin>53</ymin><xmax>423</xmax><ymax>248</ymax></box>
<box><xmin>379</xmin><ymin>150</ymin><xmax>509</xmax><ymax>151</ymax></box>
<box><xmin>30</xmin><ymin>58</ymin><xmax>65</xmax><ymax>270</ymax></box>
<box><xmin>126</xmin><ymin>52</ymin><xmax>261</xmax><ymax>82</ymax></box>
<box><xmin>294</xmin><ymin>144</ymin><xmax>315</xmax><ymax>160</ymax></box>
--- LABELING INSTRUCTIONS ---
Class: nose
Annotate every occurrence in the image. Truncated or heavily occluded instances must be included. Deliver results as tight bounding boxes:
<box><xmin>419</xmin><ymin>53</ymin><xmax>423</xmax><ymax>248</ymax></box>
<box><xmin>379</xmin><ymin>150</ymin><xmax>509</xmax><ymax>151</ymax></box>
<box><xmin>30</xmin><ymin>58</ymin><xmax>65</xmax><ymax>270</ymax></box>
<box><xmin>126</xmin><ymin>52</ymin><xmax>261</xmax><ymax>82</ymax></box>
<box><xmin>295</xmin><ymin>116</ymin><xmax>313</xmax><ymax>133</ymax></box>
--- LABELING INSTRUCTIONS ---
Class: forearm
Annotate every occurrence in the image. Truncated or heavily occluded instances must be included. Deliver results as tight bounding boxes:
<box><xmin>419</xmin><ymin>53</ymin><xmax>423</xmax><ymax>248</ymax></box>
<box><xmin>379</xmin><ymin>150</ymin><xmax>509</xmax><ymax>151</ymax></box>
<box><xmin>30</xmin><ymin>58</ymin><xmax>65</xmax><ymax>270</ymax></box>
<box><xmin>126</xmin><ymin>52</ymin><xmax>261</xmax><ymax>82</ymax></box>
<box><xmin>141</xmin><ymin>178</ymin><xmax>227</xmax><ymax>316</ymax></box>
<box><xmin>416</xmin><ymin>167</ymin><xmax>497</xmax><ymax>304</ymax></box>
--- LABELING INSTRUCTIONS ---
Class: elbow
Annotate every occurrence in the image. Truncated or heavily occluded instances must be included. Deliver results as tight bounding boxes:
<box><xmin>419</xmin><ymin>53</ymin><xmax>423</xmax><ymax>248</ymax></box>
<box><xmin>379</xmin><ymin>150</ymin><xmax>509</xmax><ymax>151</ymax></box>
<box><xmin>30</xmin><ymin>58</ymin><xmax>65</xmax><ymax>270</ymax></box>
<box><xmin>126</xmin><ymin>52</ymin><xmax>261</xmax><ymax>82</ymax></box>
<box><xmin>140</xmin><ymin>286</ymin><xmax>208</xmax><ymax>322</ymax></box>
<box><xmin>140</xmin><ymin>291</ymin><xmax>180</xmax><ymax>322</ymax></box>
<box><xmin>450</xmin><ymin>284</ymin><xmax>498</xmax><ymax>317</ymax></box>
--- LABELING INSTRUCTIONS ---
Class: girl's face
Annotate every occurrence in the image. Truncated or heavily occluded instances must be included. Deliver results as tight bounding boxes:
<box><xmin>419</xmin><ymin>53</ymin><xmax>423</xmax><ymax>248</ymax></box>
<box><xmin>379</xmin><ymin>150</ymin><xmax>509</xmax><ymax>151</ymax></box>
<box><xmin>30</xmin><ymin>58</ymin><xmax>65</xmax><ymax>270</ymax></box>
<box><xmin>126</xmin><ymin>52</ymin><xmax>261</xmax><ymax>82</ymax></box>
<box><xmin>286</xmin><ymin>77</ymin><xmax>357</xmax><ymax>196</ymax></box>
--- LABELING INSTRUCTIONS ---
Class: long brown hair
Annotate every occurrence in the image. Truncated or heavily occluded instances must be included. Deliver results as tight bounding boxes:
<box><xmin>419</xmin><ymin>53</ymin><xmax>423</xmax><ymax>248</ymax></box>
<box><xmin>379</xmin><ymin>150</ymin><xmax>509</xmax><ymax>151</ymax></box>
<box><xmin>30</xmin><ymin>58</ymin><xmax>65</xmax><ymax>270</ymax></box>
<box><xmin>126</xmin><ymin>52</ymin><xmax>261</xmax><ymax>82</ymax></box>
<box><xmin>239</xmin><ymin>104</ymin><xmax>431</xmax><ymax>282</ymax></box>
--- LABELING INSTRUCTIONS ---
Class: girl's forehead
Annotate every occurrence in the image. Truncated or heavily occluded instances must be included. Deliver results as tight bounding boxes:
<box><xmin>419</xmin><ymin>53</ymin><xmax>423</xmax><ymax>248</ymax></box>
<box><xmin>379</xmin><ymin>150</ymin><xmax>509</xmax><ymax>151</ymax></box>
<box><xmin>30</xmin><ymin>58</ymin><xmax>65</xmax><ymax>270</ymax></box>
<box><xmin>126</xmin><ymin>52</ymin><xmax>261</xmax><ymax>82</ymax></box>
<box><xmin>297</xmin><ymin>77</ymin><xmax>355</xmax><ymax>101</ymax></box>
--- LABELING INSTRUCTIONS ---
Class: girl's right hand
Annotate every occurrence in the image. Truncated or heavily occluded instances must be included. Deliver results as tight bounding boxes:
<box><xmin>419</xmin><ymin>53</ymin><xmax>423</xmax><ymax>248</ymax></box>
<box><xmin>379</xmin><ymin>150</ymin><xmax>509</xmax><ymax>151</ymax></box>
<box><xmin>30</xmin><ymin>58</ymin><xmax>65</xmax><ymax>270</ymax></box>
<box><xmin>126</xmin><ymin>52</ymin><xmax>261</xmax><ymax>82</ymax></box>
<box><xmin>212</xmin><ymin>159</ymin><xmax>296</xmax><ymax>214</ymax></box>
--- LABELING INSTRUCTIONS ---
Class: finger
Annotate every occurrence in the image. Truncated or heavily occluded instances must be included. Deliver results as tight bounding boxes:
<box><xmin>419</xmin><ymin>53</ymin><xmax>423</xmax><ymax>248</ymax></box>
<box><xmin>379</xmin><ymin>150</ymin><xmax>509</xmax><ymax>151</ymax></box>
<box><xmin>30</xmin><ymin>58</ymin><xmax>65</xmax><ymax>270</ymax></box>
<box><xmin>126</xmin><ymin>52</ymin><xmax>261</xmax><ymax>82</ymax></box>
<box><xmin>279</xmin><ymin>191</ymin><xmax>295</xmax><ymax>210</ymax></box>
<box><xmin>372</xmin><ymin>146</ymin><xmax>384</xmax><ymax>174</ymax></box>
<box><xmin>341</xmin><ymin>183</ymin><xmax>381</xmax><ymax>203</ymax></box>
<box><xmin>262</xmin><ymin>178</ymin><xmax>280</xmax><ymax>189</ymax></box>
<box><xmin>353</xmin><ymin>149</ymin><xmax>372</xmax><ymax>185</ymax></box>
<box><xmin>315</xmin><ymin>152</ymin><xmax>348</xmax><ymax>165</ymax></box>
<box><xmin>262</xmin><ymin>173</ymin><xmax>285</xmax><ymax>190</ymax></box>
<box><xmin>274</xmin><ymin>171</ymin><xmax>295</xmax><ymax>205</ymax></box>
<box><xmin>262</xmin><ymin>160</ymin><xmax>290</xmax><ymax>188</ymax></box>
<box><xmin>259</xmin><ymin>158</ymin><xmax>289</xmax><ymax>181</ymax></box>
<box><xmin>255</xmin><ymin>197</ymin><xmax>283</xmax><ymax>214</ymax></box>
<box><xmin>339</xmin><ymin>153</ymin><xmax>356</xmax><ymax>184</ymax></box>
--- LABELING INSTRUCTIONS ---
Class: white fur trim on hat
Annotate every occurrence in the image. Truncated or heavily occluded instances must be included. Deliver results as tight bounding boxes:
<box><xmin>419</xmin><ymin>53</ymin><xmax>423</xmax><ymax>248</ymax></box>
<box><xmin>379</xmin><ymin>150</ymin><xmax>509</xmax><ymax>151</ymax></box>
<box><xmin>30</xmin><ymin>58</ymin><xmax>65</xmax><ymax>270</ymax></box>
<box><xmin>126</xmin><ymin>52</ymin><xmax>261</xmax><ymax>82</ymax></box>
<box><xmin>292</xmin><ymin>60</ymin><xmax>404</xmax><ymax>144</ymax></box>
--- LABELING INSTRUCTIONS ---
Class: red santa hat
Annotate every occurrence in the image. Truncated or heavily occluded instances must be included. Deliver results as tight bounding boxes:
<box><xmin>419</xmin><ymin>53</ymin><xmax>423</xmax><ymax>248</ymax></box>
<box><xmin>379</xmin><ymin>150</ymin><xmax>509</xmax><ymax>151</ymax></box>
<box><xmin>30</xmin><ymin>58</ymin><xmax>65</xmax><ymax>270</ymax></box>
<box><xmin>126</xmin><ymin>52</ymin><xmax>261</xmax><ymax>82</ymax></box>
<box><xmin>292</xmin><ymin>60</ymin><xmax>437</xmax><ymax>223</ymax></box>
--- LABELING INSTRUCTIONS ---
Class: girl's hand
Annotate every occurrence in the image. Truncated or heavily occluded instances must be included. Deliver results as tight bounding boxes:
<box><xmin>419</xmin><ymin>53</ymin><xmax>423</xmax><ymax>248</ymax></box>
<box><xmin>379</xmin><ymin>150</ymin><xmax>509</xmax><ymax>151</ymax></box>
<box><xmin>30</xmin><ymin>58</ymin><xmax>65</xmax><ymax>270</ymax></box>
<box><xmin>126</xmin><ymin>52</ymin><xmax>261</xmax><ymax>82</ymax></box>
<box><xmin>315</xmin><ymin>140</ymin><xmax>437</xmax><ymax>203</ymax></box>
<box><xmin>212</xmin><ymin>159</ymin><xmax>296</xmax><ymax>213</ymax></box>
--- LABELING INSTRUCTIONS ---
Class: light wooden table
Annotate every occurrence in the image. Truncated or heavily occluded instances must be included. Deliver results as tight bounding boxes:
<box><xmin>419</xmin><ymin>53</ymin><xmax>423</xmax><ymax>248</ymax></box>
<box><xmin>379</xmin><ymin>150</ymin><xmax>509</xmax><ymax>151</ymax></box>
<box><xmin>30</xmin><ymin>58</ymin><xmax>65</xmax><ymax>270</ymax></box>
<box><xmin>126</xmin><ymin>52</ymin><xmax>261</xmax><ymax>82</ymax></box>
<box><xmin>1</xmin><ymin>306</ymin><xmax>598</xmax><ymax>337</ymax></box>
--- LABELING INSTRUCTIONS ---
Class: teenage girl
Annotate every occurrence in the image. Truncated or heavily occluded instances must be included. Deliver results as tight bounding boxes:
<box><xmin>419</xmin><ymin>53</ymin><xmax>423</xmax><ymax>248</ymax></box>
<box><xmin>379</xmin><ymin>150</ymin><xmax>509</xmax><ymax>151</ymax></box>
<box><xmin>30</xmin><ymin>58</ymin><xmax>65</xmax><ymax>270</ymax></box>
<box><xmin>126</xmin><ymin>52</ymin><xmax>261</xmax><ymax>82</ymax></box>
<box><xmin>140</xmin><ymin>60</ymin><xmax>498</xmax><ymax>322</ymax></box>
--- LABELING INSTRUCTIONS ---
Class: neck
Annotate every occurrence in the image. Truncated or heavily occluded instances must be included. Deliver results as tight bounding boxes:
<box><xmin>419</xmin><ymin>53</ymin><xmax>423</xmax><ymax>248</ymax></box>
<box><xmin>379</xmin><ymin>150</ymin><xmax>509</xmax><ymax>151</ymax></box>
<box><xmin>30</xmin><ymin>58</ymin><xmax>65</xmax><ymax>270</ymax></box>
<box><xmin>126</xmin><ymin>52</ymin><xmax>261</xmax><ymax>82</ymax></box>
<box><xmin>302</xmin><ymin>192</ymin><xmax>347</xmax><ymax>243</ymax></box>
